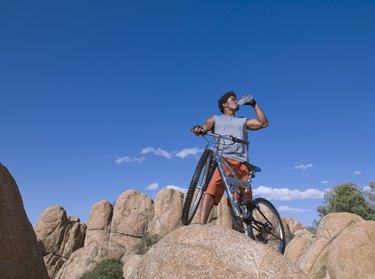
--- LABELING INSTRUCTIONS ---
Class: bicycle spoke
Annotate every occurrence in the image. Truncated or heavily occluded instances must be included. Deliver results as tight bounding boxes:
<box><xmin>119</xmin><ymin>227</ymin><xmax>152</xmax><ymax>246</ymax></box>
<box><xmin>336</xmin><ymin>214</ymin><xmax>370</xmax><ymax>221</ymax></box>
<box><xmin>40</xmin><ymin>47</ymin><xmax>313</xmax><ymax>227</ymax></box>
<box><xmin>247</xmin><ymin>198</ymin><xmax>286</xmax><ymax>254</ymax></box>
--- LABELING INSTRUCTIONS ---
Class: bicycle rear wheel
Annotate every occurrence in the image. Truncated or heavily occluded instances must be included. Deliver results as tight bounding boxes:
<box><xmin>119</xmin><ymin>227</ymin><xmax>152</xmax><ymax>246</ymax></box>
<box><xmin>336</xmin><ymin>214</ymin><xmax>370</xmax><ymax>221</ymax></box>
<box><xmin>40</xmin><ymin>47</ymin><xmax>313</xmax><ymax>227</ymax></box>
<box><xmin>181</xmin><ymin>149</ymin><xmax>216</xmax><ymax>225</ymax></box>
<box><xmin>247</xmin><ymin>198</ymin><xmax>286</xmax><ymax>254</ymax></box>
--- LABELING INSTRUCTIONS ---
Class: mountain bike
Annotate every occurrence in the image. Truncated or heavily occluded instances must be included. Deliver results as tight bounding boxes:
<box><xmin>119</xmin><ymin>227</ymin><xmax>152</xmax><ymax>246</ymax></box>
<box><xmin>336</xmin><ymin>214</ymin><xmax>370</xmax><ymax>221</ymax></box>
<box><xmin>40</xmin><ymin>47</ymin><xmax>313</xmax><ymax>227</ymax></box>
<box><xmin>181</xmin><ymin>132</ymin><xmax>286</xmax><ymax>254</ymax></box>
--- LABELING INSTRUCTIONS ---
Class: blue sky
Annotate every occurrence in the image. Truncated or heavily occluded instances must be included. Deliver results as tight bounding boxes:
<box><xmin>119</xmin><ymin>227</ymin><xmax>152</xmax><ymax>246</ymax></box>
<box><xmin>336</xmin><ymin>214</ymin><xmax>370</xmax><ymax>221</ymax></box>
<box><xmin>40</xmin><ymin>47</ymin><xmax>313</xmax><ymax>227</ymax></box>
<box><xmin>1</xmin><ymin>0</ymin><xmax>374</xmax><ymax>227</ymax></box>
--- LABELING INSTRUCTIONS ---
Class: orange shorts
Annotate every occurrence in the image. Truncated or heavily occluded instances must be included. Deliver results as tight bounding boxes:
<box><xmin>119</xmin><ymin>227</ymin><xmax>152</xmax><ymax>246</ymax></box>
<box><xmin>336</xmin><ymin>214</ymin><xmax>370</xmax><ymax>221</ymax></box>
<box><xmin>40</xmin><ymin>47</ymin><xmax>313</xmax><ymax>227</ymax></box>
<box><xmin>205</xmin><ymin>158</ymin><xmax>252</xmax><ymax>205</ymax></box>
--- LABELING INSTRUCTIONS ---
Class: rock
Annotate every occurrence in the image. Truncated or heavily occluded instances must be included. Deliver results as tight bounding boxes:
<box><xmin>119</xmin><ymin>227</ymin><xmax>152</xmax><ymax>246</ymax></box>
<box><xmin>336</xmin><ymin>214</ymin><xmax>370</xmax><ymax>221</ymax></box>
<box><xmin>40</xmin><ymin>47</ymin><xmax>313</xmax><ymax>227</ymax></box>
<box><xmin>111</xmin><ymin>190</ymin><xmax>153</xmax><ymax>237</ymax></box>
<box><xmin>35</xmin><ymin>205</ymin><xmax>86</xmax><ymax>277</ymax></box>
<box><xmin>85</xmin><ymin>200</ymin><xmax>113</xmax><ymax>247</ymax></box>
<box><xmin>35</xmin><ymin>206</ymin><xmax>70</xmax><ymax>255</ymax></box>
<box><xmin>326</xmin><ymin>220</ymin><xmax>375</xmax><ymax>279</ymax></box>
<box><xmin>299</xmin><ymin>213</ymin><xmax>362</xmax><ymax>278</ymax></box>
<box><xmin>148</xmin><ymin>188</ymin><xmax>184</xmax><ymax>237</ymax></box>
<box><xmin>286</xmin><ymin>212</ymin><xmax>375</xmax><ymax>279</ymax></box>
<box><xmin>285</xmin><ymin>232</ymin><xmax>314</xmax><ymax>264</ymax></box>
<box><xmin>123</xmin><ymin>224</ymin><xmax>309</xmax><ymax>278</ymax></box>
<box><xmin>284</xmin><ymin>217</ymin><xmax>304</xmax><ymax>235</ymax></box>
<box><xmin>44</xmin><ymin>254</ymin><xmax>66</xmax><ymax>278</ymax></box>
<box><xmin>60</xmin><ymin>221</ymin><xmax>86</xmax><ymax>258</ymax></box>
<box><xmin>55</xmin><ymin>191</ymin><xmax>152</xmax><ymax>279</ymax></box>
<box><xmin>187</xmin><ymin>195</ymin><xmax>233</xmax><ymax>229</ymax></box>
<box><xmin>0</xmin><ymin>163</ymin><xmax>49</xmax><ymax>279</ymax></box>
<box><xmin>33</xmin><ymin>183</ymin><xmax>375</xmax><ymax>279</ymax></box>
<box><xmin>123</xmin><ymin>255</ymin><xmax>142</xmax><ymax>279</ymax></box>
<box><xmin>55</xmin><ymin>244</ymin><xmax>127</xmax><ymax>279</ymax></box>
<box><xmin>35</xmin><ymin>205</ymin><xmax>86</xmax><ymax>257</ymax></box>
<box><xmin>211</xmin><ymin>197</ymin><xmax>233</xmax><ymax>228</ymax></box>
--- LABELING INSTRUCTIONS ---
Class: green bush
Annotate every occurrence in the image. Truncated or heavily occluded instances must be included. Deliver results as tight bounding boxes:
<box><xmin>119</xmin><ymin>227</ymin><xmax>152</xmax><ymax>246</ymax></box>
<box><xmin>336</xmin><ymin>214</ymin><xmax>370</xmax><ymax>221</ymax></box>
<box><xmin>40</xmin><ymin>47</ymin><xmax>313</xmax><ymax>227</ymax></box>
<box><xmin>80</xmin><ymin>259</ymin><xmax>123</xmax><ymax>279</ymax></box>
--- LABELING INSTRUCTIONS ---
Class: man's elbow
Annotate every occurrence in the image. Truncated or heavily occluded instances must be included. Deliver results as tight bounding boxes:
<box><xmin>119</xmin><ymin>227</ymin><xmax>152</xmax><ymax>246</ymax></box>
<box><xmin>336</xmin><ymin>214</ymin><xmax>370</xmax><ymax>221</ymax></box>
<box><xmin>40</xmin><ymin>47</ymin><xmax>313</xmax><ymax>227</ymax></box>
<box><xmin>261</xmin><ymin>121</ymin><xmax>269</xmax><ymax>128</ymax></box>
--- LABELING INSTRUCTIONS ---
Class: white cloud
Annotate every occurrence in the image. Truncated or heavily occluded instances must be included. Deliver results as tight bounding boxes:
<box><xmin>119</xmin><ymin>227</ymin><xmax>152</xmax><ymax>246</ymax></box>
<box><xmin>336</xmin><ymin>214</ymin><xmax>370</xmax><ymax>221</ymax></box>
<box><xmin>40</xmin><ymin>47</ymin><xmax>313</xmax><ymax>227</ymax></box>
<box><xmin>253</xmin><ymin>185</ymin><xmax>324</xmax><ymax>201</ymax></box>
<box><xmin>363</xmin><ymin>186</ymin><xmax>373</xmax><ymax>193</ymax></box>
<box><xmin>294</xmin><ymin>163</ymin><xmax>315</xmax><ymax>170</ymax></box>
<box><xmin>146</xmin><ymin>183</ymin><xmax>159</xmax><ymax>190</ymax></box>
<box><xmin>175</xmin><ymin>148</ymin><xmax>204</xmax><ymax>159</ymax></box>
<box><xmin>141</xmin><ymin>147</ymin><xmax>172</xmax><ymax>159</ymax></box>
<box><xmin>352</xmin><ymin>170</ymin><xmax>362</xmax><ymax>176</ymax></box>
<box><xmin>166</xmin><ymin>185</ymin><xmax>188</xmax><ymax>193</ymax></box>
<box><xmin>321</xmin><ymin>180</ymin><xmax>329</xmax><ymax>184</ymax></box>
<box><xmin>278</xmin><ymin>206</ymin><xmax>312</xmax><ymax>213</ymax></box>
<box><xmin>115</xmin><ymin>156</ymin><xmax>145</xmax><ymax>164</ymax></box>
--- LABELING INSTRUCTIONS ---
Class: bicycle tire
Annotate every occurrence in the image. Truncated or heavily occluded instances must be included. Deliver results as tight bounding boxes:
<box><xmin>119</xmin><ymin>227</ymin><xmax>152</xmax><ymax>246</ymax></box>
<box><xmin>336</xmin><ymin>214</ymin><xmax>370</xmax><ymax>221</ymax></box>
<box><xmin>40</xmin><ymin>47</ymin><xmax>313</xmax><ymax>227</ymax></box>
<box><xmin>181</xmin><ymin>149</ymin><xmax>216</xmax><ymax>225</ymax></box>
<box><xmin>247</xmin><ymin>198</ymin><xmax>286</xmax><ymax>254</ymax></box>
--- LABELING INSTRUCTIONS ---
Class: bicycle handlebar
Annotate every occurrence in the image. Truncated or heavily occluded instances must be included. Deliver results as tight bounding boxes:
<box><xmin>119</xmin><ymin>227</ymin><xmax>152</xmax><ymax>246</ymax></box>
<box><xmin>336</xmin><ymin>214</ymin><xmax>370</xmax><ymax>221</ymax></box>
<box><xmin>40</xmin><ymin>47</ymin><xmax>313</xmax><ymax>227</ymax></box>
<box><xmin>204</xmin><ymin>132</ymin><xmax>249</xmax><ymax>144</ymax></box>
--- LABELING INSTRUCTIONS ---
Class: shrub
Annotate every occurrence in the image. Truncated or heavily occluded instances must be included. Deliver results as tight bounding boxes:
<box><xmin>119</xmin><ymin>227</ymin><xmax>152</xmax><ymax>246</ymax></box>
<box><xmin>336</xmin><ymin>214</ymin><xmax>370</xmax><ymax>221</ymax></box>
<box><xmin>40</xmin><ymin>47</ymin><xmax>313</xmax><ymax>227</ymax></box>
<box><xmin>306</xmin><ymin>219</ymin><xmax>319</xmax><ymax>236</ymax></box>
<box><xmin>135</xmin><ymin>233</ymin><xmax>160</xmax><ymax>255</ymax></box>
<box><xmin>80</xmin><ymin>259</ymin><xmax>123</xmax><ymax>279</ymax></box>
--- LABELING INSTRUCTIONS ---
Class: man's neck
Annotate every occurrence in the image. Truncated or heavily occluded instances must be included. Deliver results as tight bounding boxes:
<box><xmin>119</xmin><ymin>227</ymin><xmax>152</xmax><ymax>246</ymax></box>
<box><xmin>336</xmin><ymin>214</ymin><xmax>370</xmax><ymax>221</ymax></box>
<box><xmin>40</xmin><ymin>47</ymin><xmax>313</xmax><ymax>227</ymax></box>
<box><xmin>223</xmin><ymin>110</ymin><xmax>235</xmax><ymax>117</ymax></box>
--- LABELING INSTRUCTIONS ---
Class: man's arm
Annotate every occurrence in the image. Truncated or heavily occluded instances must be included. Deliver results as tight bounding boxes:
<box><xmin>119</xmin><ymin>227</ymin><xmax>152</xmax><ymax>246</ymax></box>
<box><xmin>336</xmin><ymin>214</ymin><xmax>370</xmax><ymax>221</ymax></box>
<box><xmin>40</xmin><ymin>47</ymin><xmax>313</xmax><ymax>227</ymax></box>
<box><xmin>192</xmin><ymin>116</ymin><xmax>214</xmax><ymax>135</ymax></box>
<box><xmin>246</xmin><ymin>103</ymin><xmax>269</xmax><ymax>130</ymax></box>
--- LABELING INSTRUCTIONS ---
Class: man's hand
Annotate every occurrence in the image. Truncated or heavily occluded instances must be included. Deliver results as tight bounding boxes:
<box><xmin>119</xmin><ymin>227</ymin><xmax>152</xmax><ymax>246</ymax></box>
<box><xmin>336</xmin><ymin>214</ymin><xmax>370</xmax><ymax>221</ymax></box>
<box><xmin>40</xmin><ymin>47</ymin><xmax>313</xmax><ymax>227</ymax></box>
<box><xmin>191</xmin><ymin>125</ymin><xmax>206</xmax><ymax>136</ymax></box>
<box><xmin>238</xmin><ymin>95</ymin><xmax>256</xmax><ymax>107</ymax></box>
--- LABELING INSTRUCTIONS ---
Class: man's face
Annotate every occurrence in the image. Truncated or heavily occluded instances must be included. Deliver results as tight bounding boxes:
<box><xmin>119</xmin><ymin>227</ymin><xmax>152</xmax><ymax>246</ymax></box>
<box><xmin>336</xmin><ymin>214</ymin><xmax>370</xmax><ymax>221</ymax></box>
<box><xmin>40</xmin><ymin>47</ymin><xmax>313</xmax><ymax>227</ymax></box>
<box><xmin>225</xmin><ymin>96</ymin><xmax>239</xmax><ymax>111</ymax></box>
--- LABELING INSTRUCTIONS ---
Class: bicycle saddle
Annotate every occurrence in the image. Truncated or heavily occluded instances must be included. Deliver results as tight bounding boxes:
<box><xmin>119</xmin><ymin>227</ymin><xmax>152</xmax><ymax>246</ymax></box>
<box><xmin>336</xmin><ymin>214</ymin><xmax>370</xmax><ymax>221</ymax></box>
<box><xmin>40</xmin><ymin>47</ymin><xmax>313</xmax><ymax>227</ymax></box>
<box><xmin>246</xmin><ymin>162</ymin><xmax>261</xmax><ymax>173</ymax></box>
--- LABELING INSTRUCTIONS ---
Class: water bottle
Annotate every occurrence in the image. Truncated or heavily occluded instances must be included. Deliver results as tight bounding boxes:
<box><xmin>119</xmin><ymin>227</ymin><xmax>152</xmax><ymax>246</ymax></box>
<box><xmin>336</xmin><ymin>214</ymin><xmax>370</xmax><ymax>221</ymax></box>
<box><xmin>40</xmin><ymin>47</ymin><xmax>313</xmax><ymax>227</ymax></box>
<box><xmin>238</xmin><ymin>95</ymin><xmax>254</xmax><ymax>105</ymax></box>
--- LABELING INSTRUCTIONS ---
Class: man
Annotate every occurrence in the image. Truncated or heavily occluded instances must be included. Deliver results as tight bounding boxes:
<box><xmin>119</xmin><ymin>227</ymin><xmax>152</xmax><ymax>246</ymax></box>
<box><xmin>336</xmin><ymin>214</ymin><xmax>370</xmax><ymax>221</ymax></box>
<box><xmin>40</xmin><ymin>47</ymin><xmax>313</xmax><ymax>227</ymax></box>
<box><xmin>192</xmin><ymin>91</ymin><xmax>269</xmax><ymax>224</ymax></box>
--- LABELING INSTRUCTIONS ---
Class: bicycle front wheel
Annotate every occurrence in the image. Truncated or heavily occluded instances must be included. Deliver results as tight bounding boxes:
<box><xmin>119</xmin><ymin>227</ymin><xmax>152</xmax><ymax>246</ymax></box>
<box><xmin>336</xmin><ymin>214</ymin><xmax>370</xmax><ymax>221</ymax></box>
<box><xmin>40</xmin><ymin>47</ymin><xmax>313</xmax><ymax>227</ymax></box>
<box><xmin>247</xmin><ymin>198</ymin><xmax>286</xmax><ymax>254</ymax></box>
<box><xmin>181</xmin><ymin>149</ymin><xmax>216</xmax><ymax>225</ymax></box>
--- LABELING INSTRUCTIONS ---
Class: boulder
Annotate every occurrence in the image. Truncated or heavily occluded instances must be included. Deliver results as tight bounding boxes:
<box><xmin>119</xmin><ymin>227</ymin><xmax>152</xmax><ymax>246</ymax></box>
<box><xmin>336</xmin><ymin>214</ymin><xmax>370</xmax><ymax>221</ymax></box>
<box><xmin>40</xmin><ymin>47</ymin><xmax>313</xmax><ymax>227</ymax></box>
<box><xmin>326</xmin><ymin>220</ymin><xmax>375</xmax><ymax>278</ymax></box>
<box><xmin>85</xmin><ymin>200</ymin><xmax>113</xmax><ymax>247</ymax></box>
<box><xmin>35</xmin><ymin>206</ymin><xmax>86</xmax><ymax>278</ymax></box>
<box><xmin>286</xmin><ymin>212</ymin><xmax>375</xmax><ymax>279</ymax></box>
<box><xmin>284</xmin><ymin>217</ymin><xmax>304</xmax><ymax>234</ymax></box>
<box><xmin>0</xmin><ymin>163</ymin><xmax>49</xmax><ymax>279</ymax></box>
<box><xmin>123</xmin><ymin>224</ymin><xmax>309</xmax><ymax>278</ymax></box>
<box><xmin>285</xmin><ymin>232</ymin><xmax>314</xmax><ymax>264</ymax></box>
<box><xmin>110</xmin><ymin>190</ymin><xmax>153</xmax><ymax>237</ymax></box>
<box><xmin>55</xmin><ymin>244</ymin><xmax>127</xmax><ymax>279</ymax></box>
<box><xmin>188</xmin><ymin>195</ymin><xmax>232</xmax><ymax>228</ymax></box>
<box><xmin>148</xmin><ymin>188</ymin><xmax>184</xmax><ymax>237</ymax></box>
<box><xmin>211</xmin><ymin>197</ymin><xmax>233</xmax><ymax>228</ymax></box>
<box><xmin>35</xmin><ymin>206</ymin><xmax>70</xmax><ymax>254</ymax></box>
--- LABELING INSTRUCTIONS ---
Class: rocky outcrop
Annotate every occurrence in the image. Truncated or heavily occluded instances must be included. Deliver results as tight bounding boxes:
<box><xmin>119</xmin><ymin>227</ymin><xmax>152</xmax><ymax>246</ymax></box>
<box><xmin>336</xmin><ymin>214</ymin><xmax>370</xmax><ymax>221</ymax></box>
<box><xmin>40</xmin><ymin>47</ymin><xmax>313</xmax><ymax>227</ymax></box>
<box><xmin>55</xmin><ymin>189</ymin><xmax>185</xmax><ymax>279</ymax></box>
<box><xmin>47</xmin><ymin>188</ymin><xmax>234</xmax><ymax>278</ymax></box>
<box><xmin>285</xmin><ymin>213</ymin><xmax>375</xmax><ymax>279</ymax></box>
<box><xmin>35</xmin><ymin>206</ymin><xmax>86</xmax><ymax>278</ymax></box>
<box><xmin>33</xmin><ymin>184</ymin><xmax>375</xmax><ymax>279</ymax></box>
<box><xmin>123</xmin><ymin>224</ymin><xmax>309</xmax><ymax>278</ymax></box>
<box><xmin>0</xmin><ymin>163</ymin><xmax>49</xmax><ymax>279</ymax></box>
<box><xmin>5</xmin><ymin>154</ymin><xmax>374</xmax><ymax>279</ymax></box>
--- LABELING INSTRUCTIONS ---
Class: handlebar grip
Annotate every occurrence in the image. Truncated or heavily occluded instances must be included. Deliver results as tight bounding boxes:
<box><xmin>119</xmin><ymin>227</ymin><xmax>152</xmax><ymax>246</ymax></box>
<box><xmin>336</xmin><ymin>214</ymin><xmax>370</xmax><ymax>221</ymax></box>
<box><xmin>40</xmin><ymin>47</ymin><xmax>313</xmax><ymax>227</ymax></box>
<box><xmin>231</xmin><ymin>136</ymin><xmax>249</xmax><ymax>144</ymax></box>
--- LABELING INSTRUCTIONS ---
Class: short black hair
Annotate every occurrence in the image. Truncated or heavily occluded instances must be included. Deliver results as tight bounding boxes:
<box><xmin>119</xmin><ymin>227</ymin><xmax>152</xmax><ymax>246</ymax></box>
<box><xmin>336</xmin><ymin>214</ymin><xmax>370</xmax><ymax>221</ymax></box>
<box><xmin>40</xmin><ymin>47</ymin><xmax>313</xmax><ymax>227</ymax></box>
<box><xmin>218</xmin><ymin>91</ymin><xmax>237</xmax><ymax>113</ymax></box>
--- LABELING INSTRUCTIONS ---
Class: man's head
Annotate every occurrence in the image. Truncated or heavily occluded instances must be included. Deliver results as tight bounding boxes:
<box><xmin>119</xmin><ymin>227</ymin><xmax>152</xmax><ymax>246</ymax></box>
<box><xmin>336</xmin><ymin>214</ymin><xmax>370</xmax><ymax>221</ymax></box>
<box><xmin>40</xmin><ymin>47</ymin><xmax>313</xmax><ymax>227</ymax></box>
<box><xmin>218</xmin><ymin>91</ymin><xmax>238</xmax><ymax>113</ymax></box>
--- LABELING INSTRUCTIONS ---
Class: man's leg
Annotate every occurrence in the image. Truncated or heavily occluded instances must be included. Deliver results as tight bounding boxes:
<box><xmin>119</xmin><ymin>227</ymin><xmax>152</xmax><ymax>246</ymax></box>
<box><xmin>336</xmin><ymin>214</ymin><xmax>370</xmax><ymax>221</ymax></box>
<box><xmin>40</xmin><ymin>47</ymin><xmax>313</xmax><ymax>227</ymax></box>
<box><xmin>199</xmin><ymin>193</ymin><xmax>215</xmax><ymax>224</ymax></box>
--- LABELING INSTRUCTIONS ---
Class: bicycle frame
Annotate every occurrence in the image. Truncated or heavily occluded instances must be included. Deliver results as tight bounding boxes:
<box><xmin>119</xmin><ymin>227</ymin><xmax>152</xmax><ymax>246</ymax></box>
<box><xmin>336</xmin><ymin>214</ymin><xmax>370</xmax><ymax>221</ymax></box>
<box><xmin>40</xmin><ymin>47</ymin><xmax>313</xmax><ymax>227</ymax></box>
<box><xmin>204</xmin><ymin>132</ymin><xmax>255</xmax><ymax>219</ymax></box>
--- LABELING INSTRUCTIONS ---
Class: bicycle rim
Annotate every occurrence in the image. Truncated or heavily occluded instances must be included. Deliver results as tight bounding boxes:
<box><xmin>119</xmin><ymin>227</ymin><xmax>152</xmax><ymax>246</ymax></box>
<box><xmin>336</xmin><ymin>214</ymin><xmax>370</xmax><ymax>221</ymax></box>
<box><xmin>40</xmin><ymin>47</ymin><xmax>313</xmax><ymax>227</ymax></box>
<box><xmin>181</xmin><ymin>149</ymin><xmax>216</xmax><ymax>225</ymax></box>
<box><xmin>247</xmin><ymin>198</ymin><xmax>286</xmax><ymax>254</ymax></box>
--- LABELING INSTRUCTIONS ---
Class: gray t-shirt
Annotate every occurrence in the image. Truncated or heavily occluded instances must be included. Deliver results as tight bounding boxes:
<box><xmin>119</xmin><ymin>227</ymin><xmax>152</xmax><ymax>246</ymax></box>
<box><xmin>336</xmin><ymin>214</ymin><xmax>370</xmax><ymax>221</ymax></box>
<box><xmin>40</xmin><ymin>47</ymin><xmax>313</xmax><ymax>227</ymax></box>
<box><xmin>213</xmin><ymin>115</ymin><xmax>249</xmax><ymax>163</ymax></box>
